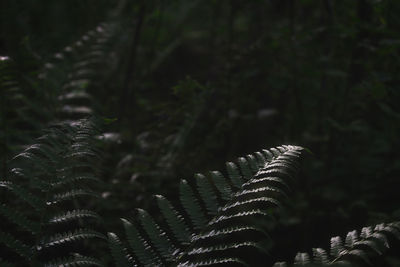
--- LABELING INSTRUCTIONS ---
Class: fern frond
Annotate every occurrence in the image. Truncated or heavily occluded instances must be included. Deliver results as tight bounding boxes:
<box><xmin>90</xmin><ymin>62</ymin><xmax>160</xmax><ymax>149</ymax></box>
<box><xmin>209</xmin><ymin>171</ymin><xmax>232</xmax><ymax>201</ymax></box>
<box><xmin>42</xmin><ymin>228</ymin><xmax>106</xmax><ymax>248</ymax></box>
<box><xmin>274</xmin><ymin>221</ymin><xmax>400</xmax><ymax>266</ymax></box>
<box><xmin>190</xmin><ymin>226</ymin><xmax>269</xmax><ymax>242</ymax></box>
<box><xmin>108</xmin><ymin>233</ymin><xmax>132</xmax><ymax>267</ymax></box>
<box><xmin>226</xmin><ymin>162</ymin><xmax>245</xmax><ymax>188</ymax></box>
<box><xmin>180</xmin><ymin>179</ymin><xmax>208</xmax><ymax>230</ymax></box>
<box><xmin>177</xmin><ymin>257</ymin><xmax>248</xmax><ymax>267</ymax></box>
<box><xmin>113</xmin><ymin>145</ymin><xmax>304</xmax><ymax>266</ymax></box>
<box><xmin>44</xmin><ymin>254</ymin><xmax>105</xmax><ymax>267</ymax></box>
<box><xmin>48</xmin><ymin>209</ymin><xmax>100</xmax><ymax>224</ymax></box>
<box><xmin>121</xmin><ymin>218</ymin><xmax>162</xmax><ymax>266</ymax></box>
<box><xmin>50</xmin><ymin>188</ymin><xmax>100</xmax><ymax>204</ymax></box>
<box><xmin>156</xmin><ymin>195</ymin><xmax>191</xmax><ymax>244</ymax></box>
<box><xmin>196</xmin><ymin>173</ymin><xmax>219</xmax><ymax>215</ymax></box>
<box><xmin>294</xmin><ymin>252</ymin><xmax>310</xmax><ymax>265</ymax></box>
<box><xmin>186</xmin><ymin>241</ymin><xmax>267</xmax><ymax>257</ymax></box>
<box><xmin>137</xmin><ymin>208</ymin><xmax>177</xmax><ymax>261</ymax></box>
<box><xmin>237</xmin><ymin>157</ymin><xmax>253</xmax><ymax>180</ymax></box>
<box><xmin>245</xmin><ymin>154</ymin><xmax>259</xmax><ymax>172</ymax></box>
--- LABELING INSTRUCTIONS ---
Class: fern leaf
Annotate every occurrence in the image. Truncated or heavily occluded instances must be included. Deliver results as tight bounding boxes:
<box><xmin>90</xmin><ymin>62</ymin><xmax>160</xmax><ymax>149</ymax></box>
<box><xmin>209</xmin><ymin>209</ymin><xmax>270</xmax><ymax>226</ymax></box>
<box><xmin>121</xmin><ymin>218</ymin><xmax>161</xmax><ymax>266</ymax></box>
<box><xmin>220</xmin><ymin>197</ymin><xmax>281</xmax><ymax>214</ymax></box>
<box><xmin>137</xmin><ymin>208</ymin><xmax>177</xmax><ymax>261</ymax></box>
<box><xmin>272</xmin><ymin>262</ymin><xmax>288</xmax><ymax>267</ymax></box>
<box><xmin>330</xmin><ymin>236</ymin><xmax>344</xmax><ymax>258</ymax></box>
<box><xmin>262</xmin><ymin>149</ymin><xmax>274</xmax><ymax>161</ymax></box>
<box><xmin>294</xmin><ymin>252</ymin><xmax>310</xmax><ymax>265</ymax></box>
<box><xmin>360</xmin><ymin>226</ymin><xmax>373</xmax><ymax>239</ymax></box>
<box><xmin>209</xmin><ymin>171</ymin><xmax>232</xmax><ymax>201</ymax></box>
<box><xmin>42</xmin><ymin>228</ymin><xmax>105</xmax><ymax>248</ymax></box>
<box><xmin>344</xmin><ymin>230</ymin><xmax>358</xmax><ymax>248</ymax></box>
<box><xmin>237</xmin><ymin>157</ymin><xmax>253</xmax><ymax>180</ymax></box>
<box><xmin>245</xmin><ymin>154</ymin><xmax>259</xmax><ymax>172</ymax></box>
<box><xmin>235</xmin><ymin>186</ymin><xmax>287</xmax><ymax>199</ymax></box>
<box><xmin>191</xmin><ymin>226</ymin><xmax>269</xmax><ymax>243</ymax></box>
<box><xmin>44</xmin><ymin>254</ymin><xmax>105</xmax><ymax>267</ymax></box>
<box><xmin>244</xmin><ymin>176</ymin><xmax>291</xmax><ymax>193</ymax></box>
<box><xmin>196</xmin><ymin>173</ymin><xmax>219</xmax><ymax>215</ymax></box>
<box><xmin>186</xmin><ymin>241</ymin><xmax>266</xmax><ymax>257</ymax></box>
<box><xmin>107</xmin><ymin>233</ymin><xmax>131</xmax><ymax>267</ymax></box>
<box><xmin>178</xmin><ymin>257</ymin><xmax>248</xmax><ymax>267</ymax></box>
<box><xmin>180</xmin><ymin>179</ymin><xmax>207</xmax><ymax>230</ymax></box>
<box><xmin>312</xmin><ymin>248</ymin><xmax>328</xmax><ymax>264</ymax></box>
<box><xmin>156</xmin><ymin>195</ymin><xmax>191</xmax><ymax>244</ymax></box>
<box><xmin>48</xmin><ymin>209</ymin><xmax>100</xmax><ymax>224</ymax></box>
<box><xmin>50</xmin><ymin>188</ymin><xmax>99</xmax><ymax>204</ymax></box>
<box><xmin>226</xmin><ymin>162</ymin><xmax>244</xmax><ymax>188</ymax></box>
<box><xmin>254</xmin><ymin>152</ymin><xmax>266</xmax><ymax>167</ymax></box>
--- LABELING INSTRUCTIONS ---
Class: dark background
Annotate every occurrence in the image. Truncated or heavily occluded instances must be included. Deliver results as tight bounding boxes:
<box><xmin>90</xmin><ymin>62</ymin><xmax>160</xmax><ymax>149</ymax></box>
<box><xmin>1</xmin><ymin>0</ymin><xmax>400</xmax><ymax>264</ymax></box>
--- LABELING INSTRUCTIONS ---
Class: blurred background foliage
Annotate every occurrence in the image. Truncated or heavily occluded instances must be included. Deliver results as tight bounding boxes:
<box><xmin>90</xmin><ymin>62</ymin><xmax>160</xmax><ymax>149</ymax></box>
<box><xmin>1</xmin><ymin>0</ymin><xmax>400</xmax><ymax>264</ymax></box>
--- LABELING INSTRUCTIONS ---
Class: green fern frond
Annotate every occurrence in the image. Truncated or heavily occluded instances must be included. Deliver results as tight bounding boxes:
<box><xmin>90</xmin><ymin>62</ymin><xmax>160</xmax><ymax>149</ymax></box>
<box><xmin>274</xmin><ymin>221</ymin><xmax>400</xmax><ymax>267</ymax></box>
<box><xmin>108</xmin><ymin>233</ymin><xmax>132</xmax><ymax>267</ymax></box>
<box><xmin>121</xmin><ymin>218</ymin><xmax>162</xmax><ymax>266</ymax></box>
<box><xmin>238</xmin><ymin>157</ymin><xmax>253</xmax><ymax>180</ymax></box>
<box><xmin>41</xmin><ymin>228</ymin><xmax>106</xmax><ymax>248</ymax></box>
<box><xmin>177</xmin><ymin>257</ymin><xmax>248</xmax><ymax>267</ymax></box>
<box><xmin>226</xmin><ymin>162</ymin><xmax>245</xmax><ymax>188</ymax></box>
<box><xmin>180</xmin><ymin>179</ymin><xmax>208</xmax><ymax>230</ymax></box>
<box><xmin>191</xmin><ymin>226</ymin><xmax>269</xmax><ymax>243</ymax></box>
<box><xmin>50</xmin><ymin>188</ymin><xmax>100</xmax><ymax>204</ymax></box>
<box><xmin>110</xmin><ymin>145</ymin><xmax>304</xmax><ymax>266</ymax></box>
<box><xmin>137</xmin><ymin>208</ymin><xmax>178</xmax><ymax>261</ymax></box>
<box><xmin>156</xmin><ymin>195</ymin><xmax>191</xmax><ymax>244</ymax></box>
<box><xmin>48</xmin><ymin>209</ymin><xmax>100</xmax><ymax>224</ymax></box>
<box><xmin>294</xmin><ymin>252</ymin><xmax>311</xmax><ymax>265</ymax></box>
<box><xmin>209</xmin><ymin>171</ymin><xmax>232</xmax><ymax>201</ymax></box>
<box><xmin>44</xmin><ymin>254</ymin><xmax>105</xmax><ymax>267</ymax></box>
<box><xmin>196</xmin><ymin>173</ymin><xmax>219</xmax><ymax>215</ymax></box>
<box><xmin>245</xmin><ymin>154</ymin><xmax>259</xmax><ymax>172</ymax></box>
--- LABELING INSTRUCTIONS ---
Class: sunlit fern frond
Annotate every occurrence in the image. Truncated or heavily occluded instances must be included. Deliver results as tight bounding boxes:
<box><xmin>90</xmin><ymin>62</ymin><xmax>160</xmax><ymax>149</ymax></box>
<box><xmin>108</xmin><ymin>145</ymin><xmax>304</xmax><ymax>266</ymax></box>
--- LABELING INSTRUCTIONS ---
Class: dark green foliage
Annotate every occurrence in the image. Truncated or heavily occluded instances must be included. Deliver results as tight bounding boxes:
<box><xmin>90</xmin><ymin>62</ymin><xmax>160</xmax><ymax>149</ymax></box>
<box><xmin>273</xmin><ymin>222</ymin><xmax>400</xmax><ymax>267</ymax></box>
<box><xmin>1</xmin><ymin>1</ymin><xmax>400</xmax><ymax>266</ymax></box>
<box><xmin>0</xmin><ymin>119</ymin><xmax>105</xmax><ymax>266</ymax></box>
<box><xmin>108</xmin><ymin>145</ymin><xmax>304</xmax><ymax>266</ymax></box>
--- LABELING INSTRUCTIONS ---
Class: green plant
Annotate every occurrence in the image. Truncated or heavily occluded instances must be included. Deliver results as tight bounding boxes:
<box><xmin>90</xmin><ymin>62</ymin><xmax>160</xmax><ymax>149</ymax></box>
<box><xmin>273</xmin><ymin>222</ymin><xmax>400</xmax><ymax>267</ymax></box>
<box><xmin>0</xmin><ymin>118</ymin><xmax>105</xmax><ymax>266</ymax></box>
<box><xmin>108</xmin><ymin>145</ymin><xmax>304</xmax><ymax>266</ymax></box>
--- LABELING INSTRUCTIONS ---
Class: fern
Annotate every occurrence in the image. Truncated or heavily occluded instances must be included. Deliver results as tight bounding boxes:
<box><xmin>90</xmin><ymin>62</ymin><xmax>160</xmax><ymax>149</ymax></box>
<box><xmin>0</xmin><ymin>119</ymin><xmax>105</xmax><ymax>266</ymax></box>
<box><xmin>108</xmin><ymin>145</ymin><xmax>304</xmax><ymax>266</ymax></box>
<box><xmin>273</xmin><ymin>222</ymin><xmax>400</xmax><ymax>267</ymax></box>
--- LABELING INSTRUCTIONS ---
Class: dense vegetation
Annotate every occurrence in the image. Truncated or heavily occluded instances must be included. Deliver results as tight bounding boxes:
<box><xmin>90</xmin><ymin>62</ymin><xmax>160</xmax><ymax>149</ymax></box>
<box><xmin>1</xmin><ymin>0</ymin><xmax>399</xmax><ymax>266</ymax></box>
